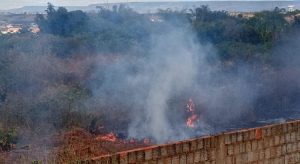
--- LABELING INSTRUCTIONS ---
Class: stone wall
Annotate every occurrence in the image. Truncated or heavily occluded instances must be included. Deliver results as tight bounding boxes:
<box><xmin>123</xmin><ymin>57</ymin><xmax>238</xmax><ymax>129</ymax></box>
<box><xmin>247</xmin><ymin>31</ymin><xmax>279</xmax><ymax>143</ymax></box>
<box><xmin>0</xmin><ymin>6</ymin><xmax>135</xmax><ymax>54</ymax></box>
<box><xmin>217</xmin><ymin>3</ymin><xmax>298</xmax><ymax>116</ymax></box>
<box><xmin>84</xmin><ymin>120</ymin><xmax>300</xmax><ymax>164</ymax></box>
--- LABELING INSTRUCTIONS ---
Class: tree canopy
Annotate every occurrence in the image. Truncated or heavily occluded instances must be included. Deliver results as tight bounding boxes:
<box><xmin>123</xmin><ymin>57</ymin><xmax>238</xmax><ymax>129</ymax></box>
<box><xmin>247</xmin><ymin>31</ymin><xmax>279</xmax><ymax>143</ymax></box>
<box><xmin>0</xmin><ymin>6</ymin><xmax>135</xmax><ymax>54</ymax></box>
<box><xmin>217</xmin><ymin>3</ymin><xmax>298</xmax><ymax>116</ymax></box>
<box><xmin>35</xmin><ymin>3</ymin><xmax>88</xmax><ymax>36</ymax></box>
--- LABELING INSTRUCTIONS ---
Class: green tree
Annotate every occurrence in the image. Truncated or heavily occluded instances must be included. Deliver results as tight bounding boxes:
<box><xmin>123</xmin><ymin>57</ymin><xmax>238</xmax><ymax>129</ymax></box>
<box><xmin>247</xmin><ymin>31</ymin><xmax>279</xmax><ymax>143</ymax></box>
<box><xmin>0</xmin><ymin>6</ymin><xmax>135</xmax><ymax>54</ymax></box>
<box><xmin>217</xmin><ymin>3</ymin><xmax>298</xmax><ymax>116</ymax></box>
<box><xmin>35</xmin><ymin>3</ymin><xmax>88</xmax><ymax>36</ymax></box>
<box><xmin>247</xmin><ymin>9</ymin><xmax>289</xmax><ymax>46</ymax></box>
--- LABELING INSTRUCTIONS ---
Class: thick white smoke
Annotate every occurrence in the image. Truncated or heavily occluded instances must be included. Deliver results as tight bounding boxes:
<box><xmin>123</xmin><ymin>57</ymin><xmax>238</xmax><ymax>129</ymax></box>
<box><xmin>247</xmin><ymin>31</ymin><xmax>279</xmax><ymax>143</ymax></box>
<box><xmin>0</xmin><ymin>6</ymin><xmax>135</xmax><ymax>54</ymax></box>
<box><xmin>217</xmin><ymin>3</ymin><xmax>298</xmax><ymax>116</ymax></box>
<box><xmin>127</xmin><ymin>29</ymin><xmax>202</xmax><ymax>142</ymax></box>
<box><xmin>89</xmin><ymin>25</ymin><xmax>258</xmax><ymax>143</ymax></box>
<box><xmin>89</xmin><ymin>26</ymin><xmax>217</xmax><ymax>142</ymax></box>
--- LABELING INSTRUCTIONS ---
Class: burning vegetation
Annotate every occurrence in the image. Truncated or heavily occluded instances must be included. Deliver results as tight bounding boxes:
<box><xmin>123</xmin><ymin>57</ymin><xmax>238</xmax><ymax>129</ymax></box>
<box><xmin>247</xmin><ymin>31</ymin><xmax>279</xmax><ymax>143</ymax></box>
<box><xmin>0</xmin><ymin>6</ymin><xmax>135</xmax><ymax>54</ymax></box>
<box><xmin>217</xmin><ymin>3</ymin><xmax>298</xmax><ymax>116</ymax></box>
<box><xmin>186</xmin><ymin>98</ymin><xmax>199</xmax><ymax>128</ymax></box>
<box><xmin>95</xmin><ymin>132</ymin><xmax>117</xmax><ymax>142</ymax></box>
<box><xmin>1</xmin><ymin>2</ymin><xmax>300</xmax><ymax>163</ymax></box>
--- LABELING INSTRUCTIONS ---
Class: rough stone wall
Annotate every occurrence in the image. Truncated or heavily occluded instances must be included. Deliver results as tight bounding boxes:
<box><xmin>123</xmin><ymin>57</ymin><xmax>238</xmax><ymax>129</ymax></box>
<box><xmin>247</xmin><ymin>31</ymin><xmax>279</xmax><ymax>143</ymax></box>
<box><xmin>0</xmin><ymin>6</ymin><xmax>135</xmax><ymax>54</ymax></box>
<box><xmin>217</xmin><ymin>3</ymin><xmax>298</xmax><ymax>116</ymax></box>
<box><xmin>84</xmin><ymin>120</ymin><xmax>300</xmax><ymax>164</ymax></box>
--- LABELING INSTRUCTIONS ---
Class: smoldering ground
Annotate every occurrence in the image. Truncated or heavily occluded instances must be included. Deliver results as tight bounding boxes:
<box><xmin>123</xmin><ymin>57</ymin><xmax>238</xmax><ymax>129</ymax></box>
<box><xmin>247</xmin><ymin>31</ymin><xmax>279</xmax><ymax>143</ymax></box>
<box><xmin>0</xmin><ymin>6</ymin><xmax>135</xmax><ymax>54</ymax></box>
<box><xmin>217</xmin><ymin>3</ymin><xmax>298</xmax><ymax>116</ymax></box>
<box><xmin>86</xmin><ymin>25</ymin><xmax>260</xmax><ymax>143</ymax></box>
<box><xmin>86</xmin><ymin>22</ymin><xmax>300</xmax><ymax>143</ymax></box>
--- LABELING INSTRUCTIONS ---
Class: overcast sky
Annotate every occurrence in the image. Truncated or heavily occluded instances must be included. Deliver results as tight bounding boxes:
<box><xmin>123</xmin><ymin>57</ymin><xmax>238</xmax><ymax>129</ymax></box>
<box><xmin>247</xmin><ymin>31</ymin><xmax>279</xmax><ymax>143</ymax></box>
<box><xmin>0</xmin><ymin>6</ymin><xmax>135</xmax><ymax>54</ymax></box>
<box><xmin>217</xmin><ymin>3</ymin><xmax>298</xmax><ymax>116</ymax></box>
<box><xmin>0</xmin><ymin>0</ymin><xmax>294</xmax><ymax>10</ymax></box>
<box><xmin>0</xmin><ymin>0</ymin><xmax>109</xmax><ymax>10</ymax></box>
<box><xmin>0</xmin><ymin>0</ymin><xmax>128</xmax><ymax>10</ymax></box>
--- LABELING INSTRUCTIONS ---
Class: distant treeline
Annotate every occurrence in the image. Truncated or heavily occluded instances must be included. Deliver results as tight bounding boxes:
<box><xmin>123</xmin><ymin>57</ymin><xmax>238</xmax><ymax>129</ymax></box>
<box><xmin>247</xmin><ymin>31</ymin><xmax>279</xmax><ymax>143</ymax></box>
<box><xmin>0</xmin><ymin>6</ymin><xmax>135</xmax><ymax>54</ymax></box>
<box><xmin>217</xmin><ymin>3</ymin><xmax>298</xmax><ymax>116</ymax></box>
<box><xmin>32</xmin><ymin>3</ymin><xmax>300</xmax><ymax>62</ymax></box>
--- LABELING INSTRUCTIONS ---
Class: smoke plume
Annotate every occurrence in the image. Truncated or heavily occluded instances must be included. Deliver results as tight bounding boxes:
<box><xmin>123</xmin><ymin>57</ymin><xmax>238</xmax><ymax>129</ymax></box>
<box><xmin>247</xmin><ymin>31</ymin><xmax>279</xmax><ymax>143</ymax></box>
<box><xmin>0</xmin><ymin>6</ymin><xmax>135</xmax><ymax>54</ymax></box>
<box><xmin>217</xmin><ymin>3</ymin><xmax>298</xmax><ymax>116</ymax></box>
<box><xmin>88</xmin><ymin>24</ymin><xmax>259</xmax><ymax>142</ymax></box>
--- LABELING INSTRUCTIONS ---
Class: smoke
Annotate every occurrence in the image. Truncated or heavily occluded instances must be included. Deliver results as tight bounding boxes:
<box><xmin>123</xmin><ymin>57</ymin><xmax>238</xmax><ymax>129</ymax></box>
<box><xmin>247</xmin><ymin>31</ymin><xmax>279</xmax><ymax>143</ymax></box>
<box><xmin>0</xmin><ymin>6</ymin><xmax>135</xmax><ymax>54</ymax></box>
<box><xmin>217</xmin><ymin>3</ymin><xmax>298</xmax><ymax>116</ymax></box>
<box><xmin>3</xmin><ymin>6</ymin><xmax>300</xmax><ymax>147</ymax></box>
<box><xmin>127</xmin><ymin>29</ymin><xmax>201</xmax><ymax>142</ymax></box>
<box><xmin>264</xmin><ymin>30</ymin><xmax>300</xmax><ymax>113</ymax></box>
<box><xmin>0</xmin><ymin>35</ymin><xmax>94</xmax><ymax>143</ymax></box>
<box><xmin>88</xmin><ymin>27</ymin><xmax>199</xmax><ymax>142</ymax></box>
<box><xmin>87</xmin><ymin>24</ymin><xmax>260</xmax><ymax>142</ymax></box>
<box><xmin>6</xmin><ymin>23</ymin><xmax>298</xmax><ymax>144</ymax></box>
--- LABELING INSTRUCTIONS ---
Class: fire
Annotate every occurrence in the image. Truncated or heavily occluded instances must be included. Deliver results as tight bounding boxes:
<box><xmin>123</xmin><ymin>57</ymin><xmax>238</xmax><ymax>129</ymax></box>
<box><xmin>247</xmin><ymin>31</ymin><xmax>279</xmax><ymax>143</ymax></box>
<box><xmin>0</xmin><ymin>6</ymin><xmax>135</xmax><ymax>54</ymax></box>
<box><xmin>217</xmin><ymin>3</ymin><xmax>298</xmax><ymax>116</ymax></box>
<box><xmin>93</xmin><ymin>126</ymin><xmax>152</xmax><ymax>145</ymax></box>
<box><xmin>96</xmin><ymin>132</ymin><xmax>117</xmax><ymax>142</ymax></box>
<box><xmin>186</xmin><ymin>114</ymin><xmax>198</xmax><ymax>128</ymax></box>
<box><xmin>186</xmin><ymin>98</ymin><xmax>198</xmax><ymax>128</ymax></box>
<box><xmin>95</xmin><ymin>132</ymin><xmax>152</xmax><ymax>145</ymax></box>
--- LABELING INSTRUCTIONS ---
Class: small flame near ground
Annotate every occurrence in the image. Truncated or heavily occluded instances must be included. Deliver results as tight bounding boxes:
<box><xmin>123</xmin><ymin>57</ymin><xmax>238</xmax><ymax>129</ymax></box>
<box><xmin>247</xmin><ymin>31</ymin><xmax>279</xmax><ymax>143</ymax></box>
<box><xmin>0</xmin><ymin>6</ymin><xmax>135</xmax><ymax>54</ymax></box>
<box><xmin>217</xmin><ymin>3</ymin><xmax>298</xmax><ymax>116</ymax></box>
<box><xmin>186</xmin><ymin>98</ymin><xmax>199</xmax><ymax>128</ymax></box>
<box><xmin>95</xmin><ymin>131</ymin><xmax>151</xmax><ymax>144</ymax></box>
<box><xmin>95</xmin><ymin>132</ymin><xmax>117</xmax><ymax>142</ymax></box>
<box><xmin>95</xmin><ymin>98</ymin><xmax>199</xmax><ymax>143</ymax></box>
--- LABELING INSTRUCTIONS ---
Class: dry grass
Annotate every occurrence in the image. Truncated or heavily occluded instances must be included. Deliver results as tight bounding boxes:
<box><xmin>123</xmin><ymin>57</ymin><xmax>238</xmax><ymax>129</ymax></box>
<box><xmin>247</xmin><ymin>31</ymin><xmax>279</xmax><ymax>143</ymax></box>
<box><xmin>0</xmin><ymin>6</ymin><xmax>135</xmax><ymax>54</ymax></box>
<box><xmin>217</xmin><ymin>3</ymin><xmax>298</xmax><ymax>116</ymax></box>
<box><xmin>0</xmin><ymin>128</ymin><xmax>149</xmax><ymax>163</ymax></box>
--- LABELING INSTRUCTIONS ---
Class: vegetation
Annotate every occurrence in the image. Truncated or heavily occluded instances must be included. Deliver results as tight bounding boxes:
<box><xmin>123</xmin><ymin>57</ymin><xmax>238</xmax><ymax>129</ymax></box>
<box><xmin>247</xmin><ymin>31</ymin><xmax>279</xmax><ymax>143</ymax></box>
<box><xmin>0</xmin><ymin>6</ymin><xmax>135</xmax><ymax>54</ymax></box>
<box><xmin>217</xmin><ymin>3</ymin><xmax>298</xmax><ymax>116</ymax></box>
<box><xmin>0</xmin><ymin>3</ymin><xmax>300</xmax><ymax>154</ymax></box>
<box><xmin>0</xmin><ymin>129</ymin><xmax>17</xmax><ymax>151</ymax></box>
<box><xmin>36</xmin><ymin>3</ymin><xmax>88</xmax><ymax>36</ymax></box>
<box><xmin>31</xmin><ymin>4</ymin><xmax>300</xmax><ymax>62</ymax></box>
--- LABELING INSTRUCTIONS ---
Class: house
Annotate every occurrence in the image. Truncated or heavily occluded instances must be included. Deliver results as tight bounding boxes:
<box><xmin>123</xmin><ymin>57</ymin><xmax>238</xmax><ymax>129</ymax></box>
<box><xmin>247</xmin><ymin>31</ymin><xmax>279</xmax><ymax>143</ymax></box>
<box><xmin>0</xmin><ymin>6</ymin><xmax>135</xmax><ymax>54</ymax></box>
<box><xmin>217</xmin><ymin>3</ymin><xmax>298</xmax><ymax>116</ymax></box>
<box><xmin>287</xmin><ymin>5</ymin><xmax>296</xmax><ymax>12</ymax></box>
<box><xmin>0</xmin><ymin>24</ymin><xmax>22</xmax><ymax>34</ymax></box>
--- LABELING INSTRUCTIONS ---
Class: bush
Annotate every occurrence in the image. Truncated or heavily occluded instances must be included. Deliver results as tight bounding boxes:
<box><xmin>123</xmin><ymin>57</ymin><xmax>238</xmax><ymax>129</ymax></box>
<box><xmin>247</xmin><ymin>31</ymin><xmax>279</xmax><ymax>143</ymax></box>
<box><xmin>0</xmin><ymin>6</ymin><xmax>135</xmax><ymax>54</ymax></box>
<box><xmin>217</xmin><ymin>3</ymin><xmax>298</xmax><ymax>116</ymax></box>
<box><xmin>0</xmin><ymin>129</ymin><xmax>17</xmax><ymax>151</ymax></box>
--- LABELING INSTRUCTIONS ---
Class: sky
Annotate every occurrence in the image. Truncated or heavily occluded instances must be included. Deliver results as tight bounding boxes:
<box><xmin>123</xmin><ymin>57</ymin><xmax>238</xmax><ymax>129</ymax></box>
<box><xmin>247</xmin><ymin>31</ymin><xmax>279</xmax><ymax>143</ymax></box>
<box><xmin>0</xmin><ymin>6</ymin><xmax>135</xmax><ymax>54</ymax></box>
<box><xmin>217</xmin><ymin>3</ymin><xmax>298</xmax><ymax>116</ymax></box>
<box><xmin>0</xmin><ymin>0</ymin><xmax>292</xmax><ymax>10</ymax></box>
<box><xmin>0</xmin><ymin>0</ymin><xmax>182</xmax><ymax>10</ymax></box>
<box><xmin>0</xmin><ymin>0</ymin><xmax>186</xmax><ymax>10</ymax></box>
<box><xmin>0</xmin><ymin>0</ymin><xmax>114</xmax><ymax>10</ymax></box>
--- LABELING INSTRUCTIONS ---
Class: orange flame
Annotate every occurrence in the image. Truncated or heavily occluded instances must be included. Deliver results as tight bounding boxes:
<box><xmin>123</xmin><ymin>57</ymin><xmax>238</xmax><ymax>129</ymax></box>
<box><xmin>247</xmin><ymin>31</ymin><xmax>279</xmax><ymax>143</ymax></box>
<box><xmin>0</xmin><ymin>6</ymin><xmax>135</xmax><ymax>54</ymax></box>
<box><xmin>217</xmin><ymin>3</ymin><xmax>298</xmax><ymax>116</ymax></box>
<box><xmin>186</xmin><ymin>114</ymin><xmax>198</xmax><ymax>128</ymax></box>
<box><xmin>186</xmin><ymin>98</ymin><xmax>198</xmax><ymax>128</ymax></box>
<box><xmin>96</xmin><ymin>132</ymin><xmax>117</xmax><ymax>142</ymax></box>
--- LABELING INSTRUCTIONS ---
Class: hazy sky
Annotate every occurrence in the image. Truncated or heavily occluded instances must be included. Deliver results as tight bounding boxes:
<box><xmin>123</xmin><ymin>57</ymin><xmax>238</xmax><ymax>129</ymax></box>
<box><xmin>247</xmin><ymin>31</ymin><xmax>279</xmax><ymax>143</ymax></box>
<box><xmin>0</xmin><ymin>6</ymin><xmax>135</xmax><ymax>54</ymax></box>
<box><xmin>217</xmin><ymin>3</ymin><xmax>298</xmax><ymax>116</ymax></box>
<box><xmin>0</xmin><ymin>0</ymin><xmax>99</xmax><ymax>10</ymax></box>
<box><xmin>0</xmin><ymin>0</ymin><xmax>124</xmax><ymax>10</ymax></box>
<box><xmin>0</xmin><ymin>0</ymin><xmax>295</xmax><ymax>10</ymax></box>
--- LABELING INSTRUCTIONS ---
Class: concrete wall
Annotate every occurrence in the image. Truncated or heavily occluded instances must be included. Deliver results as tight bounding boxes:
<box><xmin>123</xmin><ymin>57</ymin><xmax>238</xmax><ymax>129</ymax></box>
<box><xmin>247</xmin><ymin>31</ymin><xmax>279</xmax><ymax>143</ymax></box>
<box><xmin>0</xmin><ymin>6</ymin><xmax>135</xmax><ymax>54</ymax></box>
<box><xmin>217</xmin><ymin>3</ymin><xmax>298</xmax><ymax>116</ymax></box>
<box><xmin>84</xmin><ymin>120</ymin><xmax>300</xmax><ymax>164</ymax></box>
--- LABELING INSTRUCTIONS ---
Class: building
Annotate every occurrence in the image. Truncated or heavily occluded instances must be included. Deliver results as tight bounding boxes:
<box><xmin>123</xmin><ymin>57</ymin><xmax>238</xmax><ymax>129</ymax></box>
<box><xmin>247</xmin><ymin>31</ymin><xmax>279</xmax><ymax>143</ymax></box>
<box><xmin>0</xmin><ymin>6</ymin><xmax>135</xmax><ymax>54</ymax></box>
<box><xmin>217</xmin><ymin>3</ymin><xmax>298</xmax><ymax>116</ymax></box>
<box><xmin>287</xmin><ymin>5</ymin><xmax>296</xmax><ymax>12</ymax></box>
<box><xmin>0</xmin><ymin>24</ymin><xmax>22</xmax><ymax>34</ymax></box>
